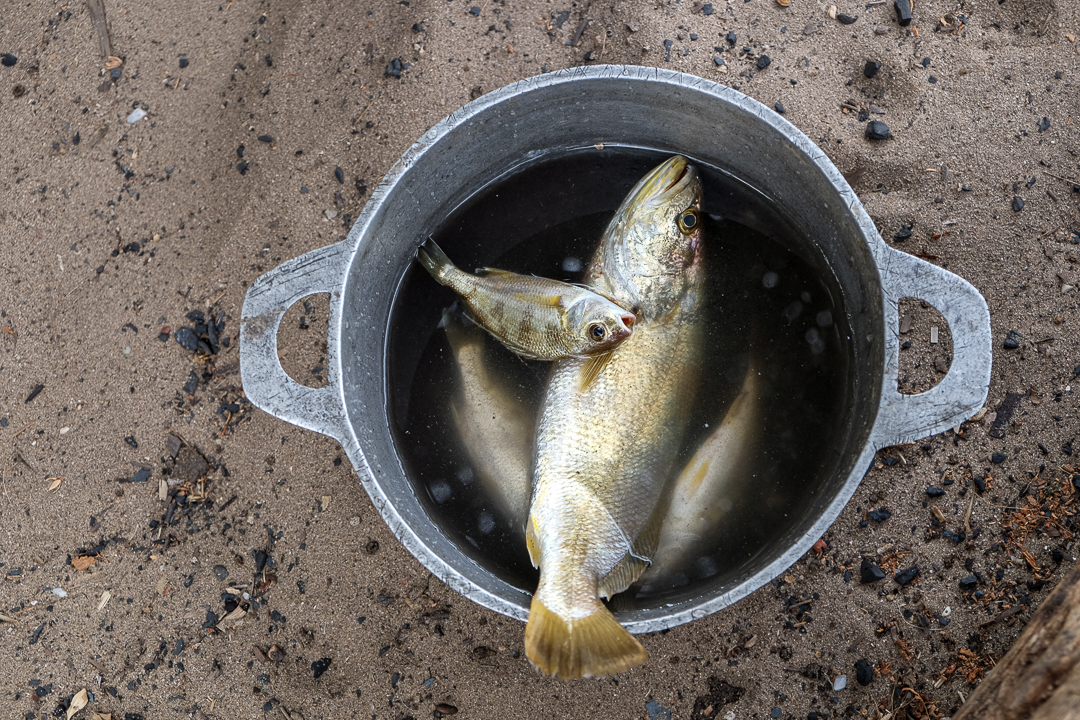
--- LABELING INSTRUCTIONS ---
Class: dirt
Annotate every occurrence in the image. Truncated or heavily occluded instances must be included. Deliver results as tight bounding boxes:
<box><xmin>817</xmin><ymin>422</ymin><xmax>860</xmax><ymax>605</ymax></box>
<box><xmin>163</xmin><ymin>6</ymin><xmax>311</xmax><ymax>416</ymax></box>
<box><xmin>1</xmin><ymin>1</ymin><xmax>1079</xmax><ymax>719</ymax></box>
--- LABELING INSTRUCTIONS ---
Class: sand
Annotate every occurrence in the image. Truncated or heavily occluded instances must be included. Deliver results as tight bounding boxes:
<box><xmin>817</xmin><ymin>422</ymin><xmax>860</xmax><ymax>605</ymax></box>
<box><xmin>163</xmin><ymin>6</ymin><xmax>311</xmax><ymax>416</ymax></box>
<box><xmin>1</xmin><ymin>1</ymin><xmax>1078</xmax><ymax>718</ymax></box>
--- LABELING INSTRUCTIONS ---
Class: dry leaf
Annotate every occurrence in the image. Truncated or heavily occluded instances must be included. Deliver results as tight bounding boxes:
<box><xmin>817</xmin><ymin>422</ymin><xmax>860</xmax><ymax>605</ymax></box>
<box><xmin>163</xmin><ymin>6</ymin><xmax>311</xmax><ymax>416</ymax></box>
<box><xmin>827</xmin><ymin>4</ymin><xmax>837</xmax><ymax>19</ymax></box>
<box><xmin>321</xmin><ymin>495</ymin><xmax>332</xmax><ymax>512</ymax></box>
<box><xmin>67</xmin><ymin>689</ymin><xmax>88</xmax><ymax>719</ymax></box>
<box><xmin>0</xmin><ymin>612</ymin><xmax>18</xmax><ymax>624</ymax></box>
<box><xmin>97</xmin><ymin>590</ymin><xmax>112</xmax><ymax>610</ymax></box>
<box><xmin>158</xmin><ymin>477</ymin><xmax>168</xmax><ymax>502</ymax></box>
<box><xmin>155</xmin><ymin>576</ymin><xmax>168</xmax><ymax>595</ymax></box>
<box><xmin>776</xmin><ymin>0</ymin><xmax>790</xmax><ymax>5</ymax></box>
<box><xmin>48</xmin><ymin>477</ymin><xmax>64</xmax><ymax>491</ymax></box>
<box><xmin>92</xmin><ymin>713</ymin><xmax>112</xmax><ymax>720</ymax></box>
<box><xmin>72</xmin><ymin>556</ymin><xmax>96</xmax><ymax>571</ymax></box>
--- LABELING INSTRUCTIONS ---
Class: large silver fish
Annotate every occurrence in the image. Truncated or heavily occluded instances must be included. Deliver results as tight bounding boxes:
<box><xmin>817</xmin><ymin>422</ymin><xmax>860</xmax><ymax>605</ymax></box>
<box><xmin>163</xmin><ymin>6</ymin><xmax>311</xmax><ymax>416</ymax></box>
<box><xmin>416</xmin><ymin>239</ymin><xmax>636</xmax><ymax>361</ymax></box>
<box><xmin>441</xmin><ymin>310</ymin><xmax>534</xmax><ymax>525</ymax></box>
<box><xmin>525</xmin><ymin>156</ymin><xmax>706</xmax><ymax>678</ymax></box>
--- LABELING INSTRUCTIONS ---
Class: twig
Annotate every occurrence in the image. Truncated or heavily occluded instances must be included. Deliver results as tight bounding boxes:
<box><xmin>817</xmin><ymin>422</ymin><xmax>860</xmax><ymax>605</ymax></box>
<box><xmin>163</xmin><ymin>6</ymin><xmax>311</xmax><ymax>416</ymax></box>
<box><xmin>13</xmin><ymin>421</ymin><xmax>37</xmax><ymax>439</ymax></box>
<box><xmin>86</xmin><ymin>0</ymin><xmax>114</xmax><ymax>59</ymax></box>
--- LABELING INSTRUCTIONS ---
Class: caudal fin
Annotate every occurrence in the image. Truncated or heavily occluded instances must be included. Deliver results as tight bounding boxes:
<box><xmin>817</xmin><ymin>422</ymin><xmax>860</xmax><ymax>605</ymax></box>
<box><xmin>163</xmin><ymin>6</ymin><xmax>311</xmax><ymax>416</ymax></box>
<box><xmin>415</xmin><ymin>238</ymin><xmax>456</xmax><ymax>284</ymax></box>
<box><xmin>524</xmin><ymin>596</ymin><xmax>647</xmax><ymax>678</ymax></box>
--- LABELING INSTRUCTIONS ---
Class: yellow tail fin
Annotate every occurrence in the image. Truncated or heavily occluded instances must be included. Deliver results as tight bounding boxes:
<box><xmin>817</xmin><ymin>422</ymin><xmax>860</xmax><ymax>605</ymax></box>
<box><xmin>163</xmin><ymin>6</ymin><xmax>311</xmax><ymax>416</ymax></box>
<box><xmin>524</xmin><ymin>596</ymin><xmax>647</xmax><ymax>678</ymax></box>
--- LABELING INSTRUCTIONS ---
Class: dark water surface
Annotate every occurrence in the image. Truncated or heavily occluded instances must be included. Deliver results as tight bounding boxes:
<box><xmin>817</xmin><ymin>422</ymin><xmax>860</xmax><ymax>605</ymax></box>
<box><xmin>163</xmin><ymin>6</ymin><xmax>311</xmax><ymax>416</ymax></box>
<box><xmin>386</xmin><ymin>147</ymin><xmax>854</xmax><ymax>608</ymax></box>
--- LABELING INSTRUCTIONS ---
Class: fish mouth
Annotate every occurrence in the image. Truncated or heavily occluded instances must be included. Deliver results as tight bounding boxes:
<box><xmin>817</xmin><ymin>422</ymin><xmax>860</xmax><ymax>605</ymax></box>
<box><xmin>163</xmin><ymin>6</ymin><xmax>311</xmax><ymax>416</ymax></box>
<box><xmin>619</xmin><ymin>312</ymin><xmax>636</xmax><ymax>329</ymax></box>
<box><xmin>629</xmin><ymin>155</ymin><xmax>697</xmax><ymax>208</ymax></box>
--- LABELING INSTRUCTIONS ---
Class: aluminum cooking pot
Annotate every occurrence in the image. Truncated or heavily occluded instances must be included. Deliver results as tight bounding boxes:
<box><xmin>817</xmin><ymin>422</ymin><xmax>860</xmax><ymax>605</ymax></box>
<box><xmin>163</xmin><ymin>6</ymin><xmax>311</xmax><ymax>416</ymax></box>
<box><xmin>239</xmin><ymin>65</ymin><xmax>991</xmax><ymax>633</ymax></box>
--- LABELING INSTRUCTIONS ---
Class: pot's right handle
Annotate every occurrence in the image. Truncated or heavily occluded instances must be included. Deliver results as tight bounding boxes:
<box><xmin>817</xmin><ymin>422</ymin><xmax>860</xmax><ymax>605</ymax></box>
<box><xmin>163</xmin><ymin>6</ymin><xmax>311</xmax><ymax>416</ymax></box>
<box><xmin>240</xmin><ymin>241</ymin><xmax>351</xmax><ymax>444</ymax></box>
<box><xmin>870</xmin><ymin>246</ymin><xmax>992</xmax><ymax>448</ymax></box>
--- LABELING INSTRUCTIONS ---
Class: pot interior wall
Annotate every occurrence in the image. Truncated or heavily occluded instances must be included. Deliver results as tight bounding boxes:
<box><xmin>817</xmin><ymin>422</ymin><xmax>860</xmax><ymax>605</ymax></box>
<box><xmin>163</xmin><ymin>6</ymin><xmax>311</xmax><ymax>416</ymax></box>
<box><xmin>338</xmin><ymin>71</ymin><xmax>885</xmax><ymax>624</ymax></box>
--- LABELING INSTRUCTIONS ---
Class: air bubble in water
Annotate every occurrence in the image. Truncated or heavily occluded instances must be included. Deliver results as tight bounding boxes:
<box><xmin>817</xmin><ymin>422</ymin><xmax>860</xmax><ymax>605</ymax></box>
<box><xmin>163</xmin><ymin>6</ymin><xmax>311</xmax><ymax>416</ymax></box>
<box><xmin>816</xmin><ymin>309</ymin><xmax>833</xmax><ymax>327</ymax></box>
<box><xmin>805</xmin><ymin>327</ymin><xmax>825</xmax><ymax>355</ymax></box>
<box><xmin>562</xmin><ymin>256</ymin><xmax>583</xmax><ymax>273</ymax></box>
<box><xmin>429</xmin><ymin>481</ymin><xmax>452</xmax><ymax>504</ymax></box>
<box><xmin>783</xmin><ymin>300</ymin><xmax>803</xmax><ymax>323</ymax></box>
<box><xmin>477</xmin><ymin>511</ymin><xmax>495</xmax><ymax>535</ymax></box>
<box><xmin>762</xmin><ymin>271</ymin><xmax>779</xmax><ymax>289</ymax></box>
<box><xmin>456</xmin><ymin>466</ymin><xmax>474</xmax><ymax>486</ymax></box>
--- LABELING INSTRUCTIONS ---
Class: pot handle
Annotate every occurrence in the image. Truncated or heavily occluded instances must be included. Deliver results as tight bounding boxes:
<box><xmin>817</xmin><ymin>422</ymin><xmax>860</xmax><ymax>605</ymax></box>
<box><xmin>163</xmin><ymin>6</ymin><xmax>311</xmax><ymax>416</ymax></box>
<box><xmin>870</xmin><ymin>246</ymin><xmax>992</xmax><ymax>448</ymax></box>
<box><xmin>240</xmin><ymin>241</ymin><xmax>351</xmax><ymax>444</ymax></box>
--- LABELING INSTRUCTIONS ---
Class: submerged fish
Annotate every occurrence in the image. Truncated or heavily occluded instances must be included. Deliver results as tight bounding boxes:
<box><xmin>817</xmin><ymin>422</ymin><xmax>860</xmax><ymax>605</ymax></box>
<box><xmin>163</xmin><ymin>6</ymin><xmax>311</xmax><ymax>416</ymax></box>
<box><xmin>642</xmin><ymin>356</ymin><xmax>762</xmax><ymax>585</ymax></box>
<box><xmin>525</xmin><ymin>155</ymin><xmax>705</xmax><ymax>678</ymax></box>
<box><xmin>441</xmin><ymin>309</ymin><xmax>534</xmax><ymax>526</ymax></box>
<box><xmin>416</xmin><ymin>239</ymin><xmax>636</xmax><ymax>361</ymax></box>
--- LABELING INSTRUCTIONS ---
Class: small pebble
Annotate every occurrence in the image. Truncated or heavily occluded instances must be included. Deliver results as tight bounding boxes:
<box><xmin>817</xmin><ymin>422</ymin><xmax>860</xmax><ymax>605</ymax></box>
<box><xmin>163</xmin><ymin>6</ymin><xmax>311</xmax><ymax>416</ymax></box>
<box><xmin>991</xmin><ymin>452</ymin><xmax>1006</xmax><ymax>464</ymax></box>
<box><xmin>1003</xmin><ymin>330</ymin><xmax>1022</xmax><ymax>349</ymax></box>
<box><xmin>832</xmin><ymin>675</ymin><xmax>847</xmax><ymax>691</ymax></box>
<box><xmin>1012</xmin><ymin>196</ymin><xmax>1024</xmax><ymax>212</ymax></box>
<box><xmin>468</xmin><ymin>6</ymin><xmax>480</xmax><ymax>15</ymax></box>
<box><xmin>865</xmin><ymin>120</ymin><xmax>891</xmax><ymax>140</ymax></box>
<box><xmin>774</xmin><ymin>100</ymin><xmax>786</xmax><ymax>114</ymax></box>
<box><xmin>702</xmin><ymin>3</ymin><xmax>714</xmax><ymax>15</ymax></box>
<box><xmin>334</xmin><ymin>167</ymin><xmax>344</xmax><ymax>184</ymax></box>
<box><xmin>854</xmin><ymin>659</ymin><xmax>873</xmax><ymax>686</ymax></box>
<box><xmin>713</xmin><ymin>57</ymin><xmax>726</xmax><ymax>66</ymax></box>
<box><xmin>126</xmin><ymin>108</ymin><xmax>146</xmax><ymax>124</ymax></box>
<box><xmin>257</xmin><ymin>134</ymin><xmax>273</xmax><ymax>143</ymax></box>
<box><xmin>726</xmin><ymin>31</ymin><xmax>737</xmax><ymax>45</ymax></box>
<box><xmin>836</xmin><ymin>13</ymin><xmax>857</xmax><ymax>24</ymax></box>
<box><xmin>864</xmin><ymin>60</ymin><xmax>881</xmax><ymax>78</ymax></box>
<box><xmin>0</xmin><ymin>53</ymin><xmax>16</xmax><ymax>67</ymax></box>
<box><xmin>762</xmin><ymin>271</ymin><xmax>779</xmax><ymax>289</ymax></box>
<box><xmin>757</xmin><ymin>55</ymin><xmax>772</xmax><ymax>70</ymax></box>
<box><xmin>928</xmin><ymin>75</ymin><xmax>938</xmax><ymax>84</ymax></box>
<box><xmin>212</xmin><ymin>565</ymin><xmax>229</xmax><ymax>581</ymax></box>
<box><xmin>179</xmin><ymin>58</ymin><xmax>189</xmax><ymax>68</ymax></box>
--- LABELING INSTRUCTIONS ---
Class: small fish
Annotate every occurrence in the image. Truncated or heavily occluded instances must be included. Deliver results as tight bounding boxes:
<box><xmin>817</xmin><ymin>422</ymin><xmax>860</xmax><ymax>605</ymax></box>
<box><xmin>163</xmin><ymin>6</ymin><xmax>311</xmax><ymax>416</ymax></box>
<box><xmin>526</xmin><ymin>155</ymin><xmax>705</xmax><ymax>678</ymax></box>
<box><xmin>416</xmin><ymin>239</ymin><xmax>636</xmax><ymax>361</ymax></box>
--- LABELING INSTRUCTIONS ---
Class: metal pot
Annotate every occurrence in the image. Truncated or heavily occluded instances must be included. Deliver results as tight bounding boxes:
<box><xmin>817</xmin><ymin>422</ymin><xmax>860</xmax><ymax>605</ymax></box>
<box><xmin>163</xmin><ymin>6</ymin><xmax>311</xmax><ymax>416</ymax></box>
<box><xmin>239</xmin><ymin>65</ymin><xmax>991</xmax><ymax>633</ymax></box>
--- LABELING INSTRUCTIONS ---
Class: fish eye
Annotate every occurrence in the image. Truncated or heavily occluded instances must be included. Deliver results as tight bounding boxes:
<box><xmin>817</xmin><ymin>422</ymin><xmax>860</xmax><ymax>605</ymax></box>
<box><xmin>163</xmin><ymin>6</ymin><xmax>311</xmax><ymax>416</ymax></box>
<box><xmin>589</xmin><ymin>324</ymin><xmax>607</xmax><ymax>341</ymax></box>
<box><xmin>677</xmin><ymin>208</ymin><xmax>699</xmax><ymax>234</ymax></box>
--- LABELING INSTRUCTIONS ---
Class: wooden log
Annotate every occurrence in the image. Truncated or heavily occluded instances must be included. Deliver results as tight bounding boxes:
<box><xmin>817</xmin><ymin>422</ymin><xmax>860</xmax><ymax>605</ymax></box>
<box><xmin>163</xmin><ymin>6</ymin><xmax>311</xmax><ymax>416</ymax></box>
<box><xmin>953</xmin><ymin>559</ymin><xmax>1080</xmax><ymax>720</ymax></box>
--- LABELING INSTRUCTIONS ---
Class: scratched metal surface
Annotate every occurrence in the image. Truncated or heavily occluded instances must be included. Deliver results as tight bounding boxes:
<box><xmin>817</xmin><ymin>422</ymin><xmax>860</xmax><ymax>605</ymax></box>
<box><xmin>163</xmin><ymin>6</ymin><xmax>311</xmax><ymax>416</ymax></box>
<box><xmin>239</xmin><ymin>65</ymin><xmax>991</xmax><ymax>633</ymax></box>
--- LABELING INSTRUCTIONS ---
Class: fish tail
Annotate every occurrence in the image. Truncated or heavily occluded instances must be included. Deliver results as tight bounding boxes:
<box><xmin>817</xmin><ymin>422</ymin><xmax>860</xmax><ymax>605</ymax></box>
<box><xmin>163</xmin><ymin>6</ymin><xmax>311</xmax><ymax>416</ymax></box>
<box><xmin>416</xmin><ymin>238</ymin><xmax>457</xmax><ymax>284</ymax></box>
<box><xmin>524</xmin><ymin>595</ymin><xmax>647</xmax><ymax>678</ymax></box>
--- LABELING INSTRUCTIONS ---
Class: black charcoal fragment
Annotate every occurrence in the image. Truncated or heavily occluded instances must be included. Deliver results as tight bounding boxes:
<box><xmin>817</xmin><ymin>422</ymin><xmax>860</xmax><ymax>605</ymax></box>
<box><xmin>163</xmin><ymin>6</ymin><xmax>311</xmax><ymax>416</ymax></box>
<box><xmin>1</xmin><ymin>53</ymin><xmax>17</xmax><ymax>67</ymax></box>
<box><xmin>756</xmin><ymin>55</ymin><xmax>771</xmax><ymax>69</ymax></box>
<box><xmin>774</xmin><ymin>100</ymin><xmax>785</xmax><ymax>114</ymax></box>
<box><xmin>865</xmin><ymin>120</ymin><xmax>891</xmax><ymax>140</ymax></box>
<box><xmin>860</xmin><ymin>558</ymin><xmax>886</xmax><ymax>583</ymax></box>
<box><xmin>864</xmin><ymin>60</ymin><xmax>881</xmax><ymax>78</ymax></box>
<box><xmin>311</xmin><ymin>657</ymin><xmax>332</xmax><ymax>679</ymax></box>
<box><xmin>894</xmin><ymin>0</ymin><xmax>912</xmax><ymax>25</ymax></box>
<box><xmin>894</xmin><ymin>565</ymin><xmax>919</xmax><ymax>586</ymax></box>
<box><xmin>175</xmin><ymin>327</ymin><xmax>198</xmax><ymax>351</ymax></box>
<box><xmin>1012</xmin><ymin>196</ymin><xmax>1024</xmax><ymax>212</ymax></box>
<box><xmin>179</xmin><ymin>58</ymin><xmax>189</xmax><ymax>68</ymax></box>
<box><xmin>1003</xmin><ymin>330</ymin><xmax>1023</xmax><ymax>349</ymax></box>
<box><xmin>836</xmin><ymin>13</ymin><xmax>858</xmax><ymax>24</ymax></box>
<box><xmin>868</xmin><ymin>508</ymin><xmax>891</xmax><ymax>522</ymax></box>
<box><xmin>991</xmin><ymin>452</ymin><xmax>1006</xmax><ymax>464</ymax></box>
<box><xmin>925</xmin><ymin>487</ymin><xmax>945</xmax><ymax>497</ymax></box>
<box><xmin>855</xmin><ymin>658</ymin><xmax>873</xmax><ymax>686</ymax></box>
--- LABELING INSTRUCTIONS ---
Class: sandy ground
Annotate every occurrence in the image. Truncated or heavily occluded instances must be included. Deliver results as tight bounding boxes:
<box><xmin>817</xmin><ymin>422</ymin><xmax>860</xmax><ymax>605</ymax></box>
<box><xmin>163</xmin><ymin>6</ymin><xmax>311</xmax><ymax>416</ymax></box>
<box><xmin>2</xmin><ymin>1</ymin><xmax>1079</xmax><ymax>719</ymax></box>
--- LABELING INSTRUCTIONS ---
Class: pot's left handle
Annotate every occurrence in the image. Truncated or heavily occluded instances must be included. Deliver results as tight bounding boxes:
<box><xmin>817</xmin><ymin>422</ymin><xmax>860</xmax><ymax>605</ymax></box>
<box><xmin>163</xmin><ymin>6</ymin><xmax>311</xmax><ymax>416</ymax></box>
<box><xmin>871</xmin><ymin>246</ymin><xmax>992</xmax><ymax>448</ymax></box>
<box><xmin>240</xmin><ymin>242</ymin><xmax>350</xmax><ymax>444</ymax></box>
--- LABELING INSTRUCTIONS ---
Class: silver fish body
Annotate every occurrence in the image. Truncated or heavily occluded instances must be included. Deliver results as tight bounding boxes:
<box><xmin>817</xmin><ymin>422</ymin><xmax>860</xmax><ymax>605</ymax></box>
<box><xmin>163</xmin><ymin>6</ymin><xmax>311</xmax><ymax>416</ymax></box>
<box><xmin>416</xmin><ymin>239</ymin><xmax>635</xmax><ymax>361</ymax></box>
<box><xmin>525</xmin><ymin>156</ymin><xmax>705</xmax><ymax>678</ymax></box>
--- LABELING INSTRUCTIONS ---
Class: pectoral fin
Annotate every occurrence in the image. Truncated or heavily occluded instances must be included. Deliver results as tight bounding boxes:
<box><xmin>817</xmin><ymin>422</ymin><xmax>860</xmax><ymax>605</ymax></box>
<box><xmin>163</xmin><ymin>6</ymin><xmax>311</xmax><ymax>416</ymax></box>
<box><xmin>578</xmin><ymin>350</ymin><xmax>615</xmax><ymax>393</ymax></box>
